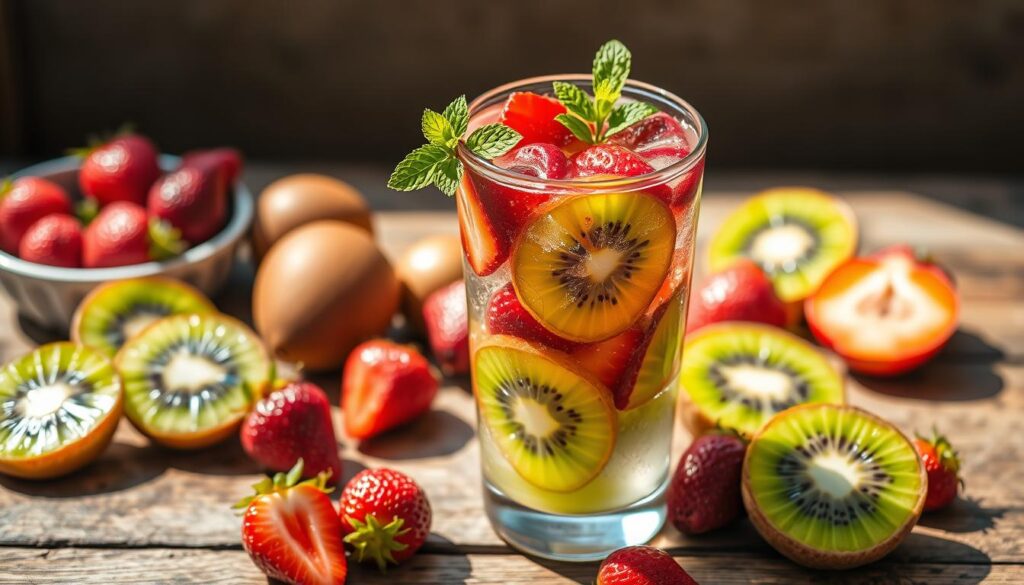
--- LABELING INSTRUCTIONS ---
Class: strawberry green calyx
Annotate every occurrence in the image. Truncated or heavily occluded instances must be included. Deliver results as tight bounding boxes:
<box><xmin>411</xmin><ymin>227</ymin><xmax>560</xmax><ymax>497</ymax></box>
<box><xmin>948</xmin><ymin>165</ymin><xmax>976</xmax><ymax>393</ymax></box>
<box><xmin>231</xmin><ymin>458</ymin><xmax>333</xmax><ymax>510</ymax></box>
<box><xmin>148</xmin><ymin>218</ymin><xmax>186</xmax><ymax>261</ymax></box>
<box><xmin>67</xmin><ymin>123</ymin><xmax>137</xmax><ymax>159</ymax></box>
<box><xmin>0</xmin><ymin>178</ymin><xmax>12</xmax><ymax>199</ymax></box>
<box><xmin>343</xmin><ymin>514</ymin><xmax>410</xmax><ymax>572</ymax></box>
<box><xmin>388</xmin><ymin>95</ymin><xmax>521</xmax><ymax>197</ymax></box>
<box><xmin>553</xmin><ymin>39</ymin><xmax>658</xmax><ymax>144</ymax></box>
<box><xmin>75</xmin><ymin>198</ymin><xmax>100</xmax><ymax>225</ymax></box>
<box><xmin>918</xmin><ymin>429</ymin><xmax>962</xmax><ymax>475</ymax></box>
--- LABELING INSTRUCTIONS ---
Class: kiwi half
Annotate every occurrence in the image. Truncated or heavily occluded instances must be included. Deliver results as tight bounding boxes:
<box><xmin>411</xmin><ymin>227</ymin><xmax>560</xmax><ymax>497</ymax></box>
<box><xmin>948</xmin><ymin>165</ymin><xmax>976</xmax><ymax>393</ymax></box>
<box><xmin>743</xmin><ymin>404</ymin><xmax>926</xmax><ymax>569</ymax></box>
<box><xmin>72</xmin><ymin>277</ymin><xmax>217</xmax><ymax>357</ymax></box>
<box><xmin>512</xmin><ymin>192</ymin><xmax>675</xmax><ymax>343</ymax></box>
<box><xmin>680</xmin><ymin>323</ymin><xmax>844</xmax><ymax>439</ymax></box>
<box><xmin>709</xmin><ymin>187</ymin><xmax>857</xmax><ymax>307</ymax></box>
<box><xmin>0</xmin><ymin>343</ymin><xmax>122</xmax><ymax>479</ymax></box>
<box><xmin>473</xmin><ymin>335</ymin><xmax>617</xmax><ymax>492</ymax></box>
<box><xmin>115</xmin><ymin>313</ymin><xmax>270</xmax><ymax>449</ymax></box>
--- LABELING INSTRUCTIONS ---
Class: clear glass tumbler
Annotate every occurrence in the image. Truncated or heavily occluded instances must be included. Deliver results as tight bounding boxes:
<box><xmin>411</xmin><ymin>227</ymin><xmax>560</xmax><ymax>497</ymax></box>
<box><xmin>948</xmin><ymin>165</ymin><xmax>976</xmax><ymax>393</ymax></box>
<box><xmin>456</xmin><ymin>75</ymin><xmax>707</xmax><ymax>561</ymax></box>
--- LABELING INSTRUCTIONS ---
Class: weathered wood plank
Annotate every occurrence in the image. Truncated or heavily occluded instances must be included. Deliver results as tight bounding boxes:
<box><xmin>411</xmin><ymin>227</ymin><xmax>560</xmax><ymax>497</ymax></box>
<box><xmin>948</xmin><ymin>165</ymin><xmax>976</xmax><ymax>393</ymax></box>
<box><xmin>0</xmin><ymin>548</ymin><xmax>1018</xmax><ymax>585</ymax></box>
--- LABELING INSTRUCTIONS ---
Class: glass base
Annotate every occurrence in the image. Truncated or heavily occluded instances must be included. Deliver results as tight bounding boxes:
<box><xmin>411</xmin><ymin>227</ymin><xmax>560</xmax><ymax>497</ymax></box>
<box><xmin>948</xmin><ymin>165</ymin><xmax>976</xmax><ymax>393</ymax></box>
<box><xmin>483</xmin><ymin>477</ymin><xmax>668</xmax><ymax>562</ymax></box>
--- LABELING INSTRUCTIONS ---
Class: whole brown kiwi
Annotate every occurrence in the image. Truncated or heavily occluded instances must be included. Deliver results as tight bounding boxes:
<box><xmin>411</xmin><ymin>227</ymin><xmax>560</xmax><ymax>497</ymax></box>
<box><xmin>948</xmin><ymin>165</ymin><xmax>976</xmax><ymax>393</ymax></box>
<box><xmin>252</xmin><ymin>174</ymin><xmax>373</xmax><ymax>259</ymax></box>
<box><xmin>252</xmin><ymin>221</ymin><xmax>399</xmax><ymax>370</ymax></box>
<box><xmin>395</xmin><ymin>234</ymin><xmax>463</xmax><ymax>333</ymax></box>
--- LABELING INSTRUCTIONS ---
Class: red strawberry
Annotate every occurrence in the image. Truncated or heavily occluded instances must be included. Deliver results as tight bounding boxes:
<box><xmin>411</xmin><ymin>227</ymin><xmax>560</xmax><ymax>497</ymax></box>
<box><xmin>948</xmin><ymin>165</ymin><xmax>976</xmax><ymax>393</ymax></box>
<box><xmin>686</xmin><ymin>259</ymin><xmax>787</xmax><ymax>333</ymax></box>
<box><xmin>494</xmin><ymin>142</ymin><xmax>573</xmax><ymax>180</ymax></box>
<box><xmin>609</xmin><ymin>112</ymin><xmax>687</xmax><ymax>153</ymax></box>
<box><xmin>342</xmin><ymin>340</ymin><xmax>439</xmax><ymax>440</ymax></box>
<box><xmin>668</xmin><ymin>433</ymin><xmax>746</xmax><ymax>535</ymax></box>
<box><xmin>641</xmin><ymin>146</ymin><xmax>703</xmax><ymax>208</ymax></box>
<box><xmin>147</xmin><ymin>163</ymin><xmax>228</xmax><ymax>244</ymax></box>
<box><xmin>181</xmin><ymin>147</ymin><xmax>243</xmax><ymax>185</ymax></box>
<box><xmin>499</xmin><ymin>92</ymin><xmax>573</xmax><ymax>147</ymax></box>
<box><xmin>597</xmin><ymin>545</ymin><xmax>698</xmax><ymax>585</ymax></box>
<box><xmin>339</xmin><ymin>468</ymin><xmax>432</xmax><ymax>569</ymax></box>
<box><xmin>234</xmin><ymin>460</ymin><xmax>347</xmax><ymax>585</ymax></box>
<box><xmin>573</xmin><ymin>144</ymin><xmax>655</xmax><ymax>178</ymax></box>
<box><xmin>914</xmin><ymin>431</ymin><xmax>962</xmax><ymax>511</ymax></box>
<box><xmin>82</xmin><ymin>201</ymin><xmax>182</xmax><ymax>268</ymax></box>
<box><xmin>456</xmin><ymin>172</ymin><xmax>506</xmax><ymax>276</ymax></box>
<box><xmin>571</xmin><ymin>327</ymin><xmax>644</xmax><ymax>390</ymax></box>
<box><xmin>18</xmin><ymin>214</ymin><xmax>83</xmax><ymax>267</ymax></box>
<box><xmin>0</xmin><ymin>177</ymin><xmax>72</xmax><ymax>254</ymax></box>
<box><xmin>422</xmin><ymin>280</ymin><xmax>469</xmax><ymax>376</ymax></box>
<box><xmin>241</xmin><ymin>382</ymin><xmax>343</xmax><ymax>484</ymax></box>
<box><xmin>78</xmin><ymin>134</ymin><xmax>161</xmax><ymax>206</ymax></box>
<box><xmin>485</xmin><ymin>284</ymin><xmax>578</xmax><ymax>352</ymax></box>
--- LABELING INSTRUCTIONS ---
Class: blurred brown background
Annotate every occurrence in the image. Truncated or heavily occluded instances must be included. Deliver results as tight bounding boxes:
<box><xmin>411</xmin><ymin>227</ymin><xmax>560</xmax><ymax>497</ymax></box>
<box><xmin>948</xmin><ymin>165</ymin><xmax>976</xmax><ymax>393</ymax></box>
<box><xmin>1</xmin><ymin>0</ymin><xmax>1022</xmax><ymax>172</ymax></box>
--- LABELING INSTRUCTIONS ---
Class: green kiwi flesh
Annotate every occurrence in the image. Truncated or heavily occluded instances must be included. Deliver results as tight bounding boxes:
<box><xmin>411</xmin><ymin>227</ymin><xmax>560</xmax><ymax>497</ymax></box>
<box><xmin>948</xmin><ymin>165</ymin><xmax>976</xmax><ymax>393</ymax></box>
<box><xmin>743</xmin><ymin>403</ymin><xmax>926</xmax><ymax>569</ymax></box>
<box><xmin>681</xmin><ymin>323</ymin><xmax>844</xmax><ymax>438</ymax></box>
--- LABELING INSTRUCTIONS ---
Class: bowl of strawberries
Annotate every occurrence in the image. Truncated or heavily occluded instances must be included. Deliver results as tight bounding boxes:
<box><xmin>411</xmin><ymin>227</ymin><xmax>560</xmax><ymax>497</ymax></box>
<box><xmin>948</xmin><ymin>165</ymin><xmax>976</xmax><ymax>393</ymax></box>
<box><xmin>0</xmin><ymin>132</ymin><xmax>254</xmax><ymax>330</ymax></box>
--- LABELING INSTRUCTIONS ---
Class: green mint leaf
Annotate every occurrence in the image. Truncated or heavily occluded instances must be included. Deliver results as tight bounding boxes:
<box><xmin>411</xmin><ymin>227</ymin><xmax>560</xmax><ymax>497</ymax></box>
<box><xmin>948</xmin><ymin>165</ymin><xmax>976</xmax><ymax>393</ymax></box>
<box><xmin>554</xmin><ymin>114</ymin><xmax>595</xmax><ymax>144</ymax></box>
<box><xmin>553</xmin><ymin>81</ymin><xmax>595</xmax><ymax>121</ymax></box>
<box><xmin>442</xmin><ymin>95</ymin><xmax>469</xmax><ymax>138</ymax></box>
<box><xmin>421</xmin><ymin>109</ymin><xmax>453</xmax><ymax>145</ymax></box>
<box><xmin>466</xmin><ymin>123</ymin><xmax>521</xmax><ymax>159</ymax></box>
<box><xmin>604</xmin><ymin>102</ymin><xmax>659</xmax><ymax>139</ymax></box>
<box><xmin>388</xmin><ymin>144</ymin><xmax>449</xmax><ymax>191</ymax></box>
<box><xmin>431</xmin><ymin>156</ymin><xmax>463</xmax><ymax>197</ymax></box>
<box><xmin>593</xmin><ymin>39</ymin><xmax>631</xmax><ymax>100</ymax></box>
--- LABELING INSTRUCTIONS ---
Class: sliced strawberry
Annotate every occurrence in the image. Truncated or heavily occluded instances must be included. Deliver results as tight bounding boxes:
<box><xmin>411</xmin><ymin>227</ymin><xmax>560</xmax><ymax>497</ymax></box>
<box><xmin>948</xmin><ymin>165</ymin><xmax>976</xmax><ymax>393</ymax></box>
<box><xmin>571</xmin><ymin>327</ymin><xmax>644</xmax><ymax>390</ymax></box>
<box><xmin>609</xmin><ymin>111</ymin><xmax>687</xmax><ymax>153</ymax></box>
<box><xmin>805</xmin><ymin>247</ymin><xmax>959</xmax><ymax>376</ymax></box>
<box><xmin>494</xmin><ymin>142</ymin><xmax>573</xmax><ymax>180</ymax></box>
<box><xmin>456</xmin><ymin>172</ymin><xmax>506</xmax><ymax>276</ymax></box>
<box><xmin>499</xmin><ymin>92</ymin><xmax>573</xmax><ymax>147</ymax></box>
<box><xmin>235</xmin><ymin>461</ymin><xmax>347</xmax><ymax>585</ymax></box>
<box><xmin>485</xmin><ymin>284</ymin><xmax>579</xmax><ymax>352</ymax></box>
<box><xmin>18</xmin><ymin>213</ymin><xmax>83</xmax><ymax>267</ymax></box>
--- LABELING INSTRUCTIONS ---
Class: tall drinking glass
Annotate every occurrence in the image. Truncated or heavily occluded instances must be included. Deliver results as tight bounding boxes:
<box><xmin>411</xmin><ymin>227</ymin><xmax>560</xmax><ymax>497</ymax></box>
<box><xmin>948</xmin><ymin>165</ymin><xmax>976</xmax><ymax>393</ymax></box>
<box><xmin>457</xmin><ymin>75</ymin><xmax>706</xmax><ymax>561</ymax></box>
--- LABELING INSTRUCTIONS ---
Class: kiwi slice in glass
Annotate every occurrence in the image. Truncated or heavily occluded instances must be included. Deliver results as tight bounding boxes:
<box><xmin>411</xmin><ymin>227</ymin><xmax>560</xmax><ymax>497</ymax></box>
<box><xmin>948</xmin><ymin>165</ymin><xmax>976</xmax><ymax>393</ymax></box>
<box><xmin>115</xmin><ymin>313</ymin><xmax>270</xmax><ymax>450</ymax></box>
<box><xmin>72</xmin><ymin>277</ymin><xmax>217</xmax><ymax>357</ymax></box>
<box><xmin>709</xmin><ymin>187</ymin><xmax>857</xmax><ymax>306</ymax></box>
<box><xmin>680</xmin><ymin>323</ymin><xmax>844</xmax><ymax>439</ymax></box>
<box><xmin>512</xmin><ymin>192</ymin><xmax>676</xmax><ymax>343</ymax></box>
<box><xmin>743</xmin><ymin>403</ymin><xmax>926</xmax><ymax>569</ymax></box>
<box><xmin>474</xmin><ymin>335</ymin><xmax>617</xmax><ymax>492</ymax></box>
<box><xmin>0</xmin><ymin>343</ymin><xmax>122</xmax><ymax>479</ymax></box>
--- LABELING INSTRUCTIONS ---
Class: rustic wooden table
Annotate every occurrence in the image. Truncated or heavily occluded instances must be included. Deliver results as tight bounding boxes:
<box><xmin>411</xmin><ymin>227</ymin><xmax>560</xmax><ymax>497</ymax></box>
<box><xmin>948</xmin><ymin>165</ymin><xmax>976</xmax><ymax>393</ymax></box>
<box><xmin>0</xmin><ymin>180</ymin><xmax>1021</xmax><ymax>584</ymax></box>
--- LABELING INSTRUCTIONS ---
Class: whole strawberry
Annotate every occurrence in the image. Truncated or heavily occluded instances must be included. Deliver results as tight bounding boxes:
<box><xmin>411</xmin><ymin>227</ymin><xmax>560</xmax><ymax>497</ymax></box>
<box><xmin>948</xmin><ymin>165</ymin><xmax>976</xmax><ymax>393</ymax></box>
<box><xmin>234</xmin><ymin>460</ymin><xmax>347</xmax><ymax>585</ymax></box>
<box><xmin>181</xmin><ymin>147</ymin><xmax>244</xmax><ymax>185</ymax></box>
<box><xmin>342</xmin><ymin>340</ymin><xmax>439</xmax><ymax>440</ymax></box>
<box><xmin>422</xmin><ymin>280</ymin><xmax>469</xmax><ymax>376</ymax></box>
<box><xmin>18</xmin><ymin>214</ymin><xmax>83</xmax><ymax>267</ymax></box>
<box><xmin>339</xmin><ymin>468</ymin><xmax>432</xmax><ymax>570</ymax></box>
<box><xmin>915</xmin><ymin>430</ymin><xmax>962</xmax><ymax>511</ymax></box>
<box><xmin>241</xmin><ymin>382</ymin><xmax>343</xmax><ymax>484</ymax></box>
<box><xmin>147</xmin><ymin>163</ymin><xmax>228</xmax><ymax>244</ymax></box>
<box><xmin>686</xmin><ymin>259</ymin><xmax>788</xmax><ymax>333</ymax></box>
<box><xmin>82</xmin><ymin>201</ymin><xmax>182</xmax><ymax>267</ymax></box>
<box><xmin>668</xmin><ymin>433</ymin><xmax>746</xmax><ymax>534</ymax></box>
<box><xmin>597</xmin><ymin>546</ymin><xmax>698</xmax><ymax>585</ymax></box>
<box><xmin>78</xmin><ymin>133</ymin><xmax>161</xmax><ymax>206</ymax></box>
<box><xmin>0</xmin><ymin>177</ymin><xmax>72</xmax><ymax>254</ymax></box>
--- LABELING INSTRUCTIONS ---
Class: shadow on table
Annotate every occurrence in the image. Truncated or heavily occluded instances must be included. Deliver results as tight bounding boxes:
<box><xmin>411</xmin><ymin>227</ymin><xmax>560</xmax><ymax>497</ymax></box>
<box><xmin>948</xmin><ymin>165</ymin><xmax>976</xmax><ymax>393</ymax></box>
<box><xmin>357</xmin><ymin>410</ymin><xmax>474</xmax><ymax>460</ymax></box>
<box><xmin>887</xmin><ymin>532</ymin><xmax>992</xmax><ymax>583</ymax></box>
<box><xmin>918</xmin><ymin>496</ymin><xmax>1008</xmax><ymax>534</ymax></box>
<box><xmin>0</xmin><ymin>440</ymin><xmax>167</xmax><ymax>496</ymax></box>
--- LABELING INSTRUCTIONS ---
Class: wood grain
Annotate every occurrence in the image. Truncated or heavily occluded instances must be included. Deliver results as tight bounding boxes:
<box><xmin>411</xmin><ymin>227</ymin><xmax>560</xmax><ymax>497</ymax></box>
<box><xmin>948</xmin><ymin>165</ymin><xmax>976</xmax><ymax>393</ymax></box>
<box><xmin>0</xmin><ymin>548</ymin><xmax>1019</xmax><ymax>585</ymax></box>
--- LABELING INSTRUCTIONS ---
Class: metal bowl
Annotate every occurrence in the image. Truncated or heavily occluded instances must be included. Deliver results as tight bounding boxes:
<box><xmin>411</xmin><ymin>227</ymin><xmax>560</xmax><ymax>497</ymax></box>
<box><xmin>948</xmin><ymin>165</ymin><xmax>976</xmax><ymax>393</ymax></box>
<box><xmin>0</xmin><ymin>155</ymin><xmax>253</xmax><ymax>331</ymax></box>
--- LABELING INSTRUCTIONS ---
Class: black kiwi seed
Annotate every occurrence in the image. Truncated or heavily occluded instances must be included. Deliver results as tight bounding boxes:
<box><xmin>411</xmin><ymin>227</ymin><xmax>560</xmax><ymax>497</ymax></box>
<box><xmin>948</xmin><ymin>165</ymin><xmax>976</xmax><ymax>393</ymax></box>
<box><xmin>550</xmin><ymin>220</ymin><xmax>648</xmax><ymax>309</ymax></box>
<box><xmin>706</xmin><ymin>354</ymin><xmax>811</xmax><ymax>412</ymax></box>
<box><xmin>146</xmin><ymin>338</ymin><xmax>241</xmax><ymax>409</ymax></box>
<box><xmin>741</xmin><ymin>218</ymin><xmax>821</xmax><ymax>274</ymax></box>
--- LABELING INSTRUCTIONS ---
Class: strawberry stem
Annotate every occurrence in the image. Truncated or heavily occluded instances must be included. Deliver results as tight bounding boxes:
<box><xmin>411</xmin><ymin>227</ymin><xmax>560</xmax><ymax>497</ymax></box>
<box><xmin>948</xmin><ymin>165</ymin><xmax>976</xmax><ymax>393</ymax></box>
<box><xmin>344</xmin><ymin>515</ymin><xmax>410</xmax><ymax>572</ymax></box>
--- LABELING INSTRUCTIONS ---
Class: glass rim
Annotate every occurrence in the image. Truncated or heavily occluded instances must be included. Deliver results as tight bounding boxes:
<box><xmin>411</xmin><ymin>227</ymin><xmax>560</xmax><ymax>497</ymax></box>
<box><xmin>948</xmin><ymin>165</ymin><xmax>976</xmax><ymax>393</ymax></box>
<box><xmin>458</xmin><ymin>74</ymin><xmax>708</xmax><ymax>193</ymax></box>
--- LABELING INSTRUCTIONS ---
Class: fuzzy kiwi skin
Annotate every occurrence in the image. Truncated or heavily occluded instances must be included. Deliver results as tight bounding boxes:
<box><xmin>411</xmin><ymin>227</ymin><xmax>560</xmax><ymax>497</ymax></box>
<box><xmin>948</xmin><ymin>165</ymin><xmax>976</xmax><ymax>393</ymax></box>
<box><xmin>741</xmin><ymin>404</ymin><xmax>927</xmax><ymax>570</ymax></box>
<box><xmin>0</xmin><ymin>343</ymin><xmax>124</xmax><ymax>480</ymax></box>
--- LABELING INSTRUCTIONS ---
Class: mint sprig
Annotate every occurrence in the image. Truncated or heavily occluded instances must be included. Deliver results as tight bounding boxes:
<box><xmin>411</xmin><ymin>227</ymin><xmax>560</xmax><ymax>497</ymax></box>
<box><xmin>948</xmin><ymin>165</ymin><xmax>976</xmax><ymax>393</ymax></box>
<box><xmin>388</xmin><ymin>95</ymin><xmax>521</xmax><ymax>196</ymax></box>
<box><xmin>552</xmin><ymin>40</ymin><xmax>658</xmax><ymax>144</ymax></box>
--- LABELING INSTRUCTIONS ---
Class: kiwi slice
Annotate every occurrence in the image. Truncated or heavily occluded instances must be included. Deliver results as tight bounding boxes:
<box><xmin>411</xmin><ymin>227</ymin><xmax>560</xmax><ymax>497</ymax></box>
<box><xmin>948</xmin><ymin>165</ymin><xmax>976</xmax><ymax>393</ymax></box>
<box><xmin>743</xmin><ymin>404</ymin><xmax>926</xmax><ymax>569</ymax></box>
<box><xmin>474</xmin><ymin>335</ymin><xmax>617</xmax><ymax>492</ymax></box>
<box><xmin>72</xmin><ymin>277</ymin><xmax>217</xmax><ymax>357</ymax></box>
<box><xmin>512</xmin><ymin>192</ymin><xmax>675</xmax><ymax>343</ymax></box>
<box><xmin>0</xmin><ymin>343</ymin><xmax>123</xmax><ymax>479</ymax></box>
<box><xmin>624</xmin><ymin>293</ymin><xmax>684</xmax><ymax>410</ymax></box>
<box><xmin>709</xmin><ymin>187</ymin><xmax>857</xmax><ymax>305</ymax></box>
<box><xmin>115</xmin><ymin>313</ymin><xmax>270</xmax><ymax>450</ymax></box>
<box><xmin>680</xmin><ymin>323</ymin><xmax>844</xmax><ymax>439</ymax></box>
